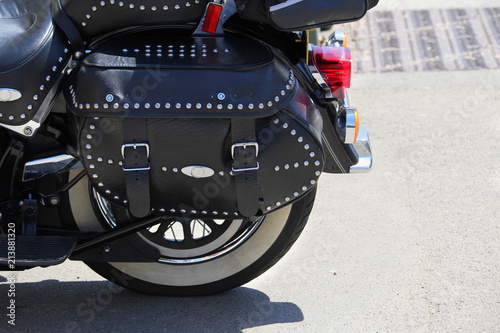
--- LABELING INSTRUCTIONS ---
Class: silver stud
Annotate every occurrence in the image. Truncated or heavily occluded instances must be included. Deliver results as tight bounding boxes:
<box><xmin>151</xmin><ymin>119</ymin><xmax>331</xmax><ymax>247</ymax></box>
<box><xmin>267</xmin><ymin>101</ymin><xmax>273</xmax><ymax>107</ymax></box>
<box><xmin>266</xmin><ymin>206</ymin><xmax>272</xmax><ymax>211</ymax></box>
<box><xmin>281</xmin><ymin>90</ymin><xmax>286</xmax><ymax>96</ymax></box>
<box><xmin>196</xmin><ymin>103</ymin><xmax>202</xmax><ymax>109</ymax></box>
<box><xmin>310</xmin><ymin>152</ymin><xmax>316</xmax><ymax>158</ymax></box>
<box><xmin>159</xmin><ymin>208</ymin><xmax>165</xmax><ymax>213</ymax></box>
<box><xmin>129</xmin><ymin>4</ymin><xmax>134</xmax><ymax>9</ymax></box>
<box><xmin>124</xmin><ymin>103</ymin><xmax>130</xmax><ymax>109</ymax></box>
<box><xmin>237</xmin><ymin>104</ymin><xmax>243</xmax><ymax>110</ymax></box>
<box><xmin>248</xmin><ymin>103</ymin><xmax>254</xmax><ymax>110</ymax></box>
<box><xmin>304</xmin><ymin>144</ymin><xmax>310</xmax><ymax>150</ymax></box>
<box><xmin>217</xmin><ymin>93</ymin><xmax>226</xmax><ymax>101</ymax></box>
<box><xmin>275</xmin><ymin>166</ymin><xmax>280</xmax><ymax>171</ymax></box>
<box><xmin>212</xmin><ymin>211</ymin><xmax>218</xmax><ymax>215</ymax></box>
<box><xmin>283</xmin><ymin>123</ymin><xmax>288</xmax><ymax>129</ymax></box>
<box><xmin>286</xmin><ymin>84</ymin><xmax>292</xmax><ymax>90</ymax></box>
<box><xmin>39</xmin><ymin>85</ymin><xmax>45</xmax><ymax>91</ymax></box>
<box><xmin>294</xmin><ymin>162</ymin><xmax>299</xmax><ymax>168</ymax></box>
<box><xmin>173</xmin><ymin>168</ymin><xmax>178</xmax><ymax>172</ymax></box>
<box><xmin>163</xmin><ymin>5</ymin><xmax>169</xmax><ymax>10</ymax></box>
<box><xmin>273</xmin><ymin>118</ymin><xmax>280</xmax><ymax>124</ymax></box>
<box><xmin>165</xmin><ymin>103</ymin><xmax>171</xmax><ymax>109</ymax></box>
<box><xmin>9</xmin><ymin>115</ymin><xmax>14</xmax><ymax>120</ymax></box>
<box><xmin>97</xmin><ymin>157</ymin><xmax>103</xmax><ymax>162</ymax></box>
<box><xmin>105</xmin><ymin>94</ymin><xmax>114</xmax><ymax>102</ymax></box>
<box><xmin>315</xmin><ymin>170</ymin><xmax>321</xmax><ymax>177</ymax></box>
<box><xmin>192</xmin><ymin>210</ymin><xmax>197</xmax><ymax>214</ymax></box>
<box><xmin>170</xmin><ymin>209</ymin><xmax>176</xmax><ymax>213</ymax></box>
<box><xmin>92</xmin><ymin>174</ymin><xmax>98</xmax><ymax>179</ymax></box>
<box><xmin>92</xmin><ymin>6</ymin><xmax>97</xmax><ymax>11</ymax></box>
<box><xmin>219</xmin><ymin>171</ymin><xmax>225</xmax><ymax>176</ymax></box>
<box><xmin>284</xmin><ymin>164</ymin><xmax>290</xmax><ymax>170</ymax></box>
<box><xmin>93</xmin><ymin>103</ymin><xmax>99</xmax><ymax>109</ymax></box>
<box><xmin>298</xmin><ymin>137</ymin><xmax>303</xmax><ymax>142</ymax></box>
<box><xmin>86</xmin><ymin>134</ymin><xmax>92</xmax><ymax>139</ymax></box>
<box><xmin>134</xmin><ymin>103</ymin><xmax>140</xmax><ymax>109</ymax></box>
<box><xmin>52</xmin><ymin>66</ymin><xmax>58</xmax><ymax>72</ymax></box>
<box><xmin>82</xmin><ymin>22</ymin><xmax>87</xmax><ymax>27</ymax></box>
<box><xmin>105</xmin><ymin>190</ymin><xmax>111</xmax><ymax>194</ymax></box>
<box><xmin>123</xmin><ymin>200</ymin><xmax>128</xmax><ymax>204</ymax></box>
<box><xmin>310</xmin><ymin>180</ymin><xmax>316</xmax><ymax>185</ymax></box>
<box><xmin>33</xmin><ymin>95</ymin><xmax>39</xmax><ymax>101</ymax></box>
<box><xmin>315</xmin><ymin>160</ymin><xmax>321</xmax><ymax>166</ymax></box>
<box><xmin>140</xmin><ymin>5</ymin><xmax>145</xmax><ymax>10</ymax></box>
<box><xmin>162</xmin><ymin>167</ymin><xmax>167</xmax><ymax>172</ymax></box>
<box><xmin>180</xmin><ymin>209</ymin><xmax>187</xmax><ymax>214</ymax></box>
<box><xmin>98</xmin><ymin>182</ymin><xmax>104</xmax><ymax>187</ymax></box>
<box><xmin>86</xmin><ymin>144</ymin><xmax>92</xmax><ymax>150</ymax></box>
<box><xmin>304</xmin><ymin>161</ymin><xmax>310</xmax><ymax>166</ymax></box>
<box><xmin>206</xmin><ymin>103</ymin><xmax>212</xmax><ymax>109</ymax></box>
<box><xmin>175</xmin><ymin>4</ymin><xmax>180</xmax><ymax>9</ymax></box>
<box><xmin>276</xmin><ymin>201</ymin><xmax>281</xmax><ymax>206</ymax></box>
<box><xmin>274</xmin><ymin>96</ymin><xmax>280</xmax><ymax>102</ymax></box>
<box><xmin>113</xmin><ymin>103</ymin><xmax>119</xmax><ymax>109</ymax></box>
<box><xmin>217</xmin><ymin>104</ymin><xmax>223</xmax><ymax>110</ymax></box>
<box><xmin>302</xmin><ymin>186</ymin><xmax>308</xmax><ymax>191</ymax></box>
<box><xmin>259</xmin><ymin>103</ymin><xmax>264</xmax><ymax>109</ymax></box>
<box><xmin>227</xmin><ymin>104</ymin><xmax>233</xmax><ymax>110</ymax></box>
<box><xmin>86</xmin><ymin>155</ymin><xmax>92</xmax><ymax>160</ymax></box>
<box><xmin>89</xmin><ymin>164</ymin><xmax>95</xmax><ymax>169</ymax></box>
<box><xmin>114</xmin><ymin>196</ymin><xmax>119</xmax><ymax>200</ymax></box>
<box><xmin>291</xmin><ymin>130</ymin><xmax>296</xmax><ymax>136</ymax></box>
<box><xmin>89</xmin><ymin>124</ymin><xmax>96</xmax><ymax>130</ymax></box>
<box><xmin>145</xmin><ymin>103</ymin><xmax>151</xmax><ymax>109</ymax></box>
<box><xmin>155</xmin><ymin>103</ymin><xmax>161</xmax><ymax>109</ymax></box>
<box><xmin>103</xmin><ymin>104</ymin><xmax>109</xmax><ymax>109</ymax></box>
<box><xmin>20</xmin><ymin>114</ymin><xmax>26</xmax><ymax>119</ymax></box>
<box><xmin>285</xmin><ymin>197</ymin><xmax>291</xmax><ymax>202</ymax></box>
<box><xmin>27</xmin><ymin>105</ymin><xmax>33</xmax><ymax>110</ymax></box>
<box><xmin>202</xmin><ymin>211</ymin><xmax>208</xmax><ymax>215</ymax></box>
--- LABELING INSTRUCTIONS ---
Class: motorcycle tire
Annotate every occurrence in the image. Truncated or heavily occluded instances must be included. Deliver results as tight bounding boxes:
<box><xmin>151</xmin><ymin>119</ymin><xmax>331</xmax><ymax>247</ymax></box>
<box><xmin>67</xmin><ymin>175</ymin><xmax>316</xmax><ymax>296</ymax></box>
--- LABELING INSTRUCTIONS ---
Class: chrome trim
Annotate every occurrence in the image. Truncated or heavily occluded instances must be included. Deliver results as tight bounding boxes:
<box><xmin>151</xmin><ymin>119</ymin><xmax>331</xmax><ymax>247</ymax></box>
<box><xmin>344</xmin><ymin>107</ymin><xmax>358</xmax><ymax>144</ymax></box>
<box><xmin>23</xmin><ymin>154</ymin><xmax>82</xmax><ymax>182</ymax></box>
<box><xmin>327</xmin><ymin>31</ymin><xmax>346</xmax><ymax>47</ymax></box>
<box><xmin>181</xmin><ymin>166</ymin><xmax>216</xmax><ymax>179</ymax></box>
<box><xmin>0</xmin><ymin>88</ymin><xmax>22</xmax><ymax>102</ymax></box>
<box><xmin>232</xmin><ymin>162</ymin><xmax>260</xmax><ymax>173</ymax></box>
<box><xmin>350</xmin><ymin>126</ymin><xmax>372</xmax><ymax>173</ymax></box>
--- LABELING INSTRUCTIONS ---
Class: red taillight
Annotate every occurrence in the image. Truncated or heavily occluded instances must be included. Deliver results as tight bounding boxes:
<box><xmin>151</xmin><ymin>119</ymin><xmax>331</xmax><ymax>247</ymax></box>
<box><xmin>202</xmin><ymin>3</ymin><xmax>223</xmax><ymax>34</ymax></box>
<box><xmin>312</xmin><ymin>45</ymin><xmax>352</xmax><ymax>93</ymax></box>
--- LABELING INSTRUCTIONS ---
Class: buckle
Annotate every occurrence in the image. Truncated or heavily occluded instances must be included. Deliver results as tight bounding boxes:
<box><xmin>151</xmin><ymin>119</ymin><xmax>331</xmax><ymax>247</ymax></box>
<box><xmin>231</xmin><ymin>142</ymin><xmax>259</xmax><ymax>158</ymax></box>
<box><xmin>231</xmin><ymin>142</ymin><xmax>259</xmax><ymax>173</ymax></box>
<box><xmin>121</xmin><ymin>143</ymin><xmax>150</xmax><ymax>172</ymax></box>
<box><xmin>121</xmin><ymin>143</ymin><xmax>150</xmax><ymax>159</ymax></box>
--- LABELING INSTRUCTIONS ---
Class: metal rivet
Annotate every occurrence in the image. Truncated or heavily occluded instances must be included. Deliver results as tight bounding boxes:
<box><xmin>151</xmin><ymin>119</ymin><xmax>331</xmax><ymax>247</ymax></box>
<box><xmin>175</xmin><ymin>103</ymin><xmax>182</xmax><ymax>109</ymax></box>
<box><xmin>284</xmin><ymin>164</ymin><xmax>290</xmax><ymax>170</ymax></box>
<box><xmin>302</xmin><ymin>186</ymin><xmax>308</xmax><ymax>191</ymax></box>
<box><xmin>134</xmin><ymin>103</ymin><xmax>140</xmax><ymax>109</ymax></box>
<box><xmin>294</xmin><ymin>162</ymin><xmax>299</xmax><ymax>168</ymax></box>
<box><xmin>98</xmin><ymin>182</ymin><xmax>104</xmax><ymax>187</ymax></box>
<box><xmin>89</xmin><ymin>164</ymin><xmax>95</xmax><ymax>169</ymax></box>
<box><xmin>87</xmin><ymin>134</ymin><xmax>92</xmax><ymax>139</ymax></box>
<box><xmin>86</xmin><ymin>144</ymin><xmax>92</xmax><ymax>150</ymax></box>
<box><xmin>259</xmin><ymin>103</ymin><xmax>264</xmax><ymax>109</ymax></box>
<box><xmin>155</xmin><ymin>103</ymin><xmax>161</xmax><ymax>109</ymax></box>
<box><xmin>162</xmin><ymin>167</ymin><xmax>167</xmax><ymax>172</ymax></box>
<box><xmin>267</xmin><ymin>101</ymin><xmax>273</xmax><ymax>107</ymax></box>
<box><xmin>283</xmin><ymin>123</ymin><xmax>288</xmax><ymax>129</ymax></box>
<box><xmin>105</xmin><ymin>94</ymin><xmax>114</xmax><ymax>102</ymax></box>
<box><xmin>315</xmin><ymin>160</ymin><xmax>321</xmax><ymax>166</ymax></box>
<box><xmin>217</xmin><ymin>104</ymin><xmax>223</xmax><ymax>110</ymax></box>
<box><xmin>103</xmin><ymin>104</ymin><xmax>109</xmax><ymax>109</ymax></box>
<box><xmin>196</xmin><ymin>103</ymin><xmax>202</xmax><ymax>109</ymax></box>
<box><xmin>266</xmin><ymin>206</ymin><xmax>272</xmax><ymax>211</ymax></box>
<box><xmin>105</xmin><ymin>190</ymin><xmax>111</xmax><ymax>194</ymax></box>
<box><xmin>285</xmin><ymin>197</ymin><xmax>290</xmax><ymax>202</ymax></box>
<box><xmin>310</xmin><ymin>180</ymin><xmax>316</xmax><ymax>185</ymax></box>
<box><xmin>170</xmin><ymin>209</ymin><xmax>176</xmax><ymax>213</ymax></box>
<box><xmin>304</xmin><ymin>161</ymin><xmax>310</xmax><ymax>166</ymax></box>
<box><xmin>33</xmin><ymin>95</ymin><xmax>39</xmax><ymax>101</ymax></box>
<box><xmin>145</xmin><ymin>103</ymin><xmax>151</xmax><ymax>109</ymax></box>
<box><xmin>20</xmin><ymin>114</ymin><xmax>26</xmax><ymax>119</ymax></box>
<box><xmin>108</xmin><ymin>159</ymin><xmax>114</xmax><ymax>164</ymax></box>
<box><xmin>173</xmin><ymin>168</ymin><xmax>178</xmax><ymax>172</ymax></box>
<box><xmin>275</xmin><ymin>166</ymin><xmax>280</xmax><ymax>171</ymax></box>
<box><xmin>276</xmin><ymin>201</ymin><xmax>281</xmax><ymax>206</ymax></box>
<box><xmin>310</xmin><ymin>152</ymin><xmax>316</xmax><ymax>158</ymax></box>
<box><xmin>217</xmin><ymin>93</ymin><xmax>226</xmax><ymax>101</ymax></box>
<box><xmin>89</xmin><ymin>125</ymin><xmax>96</xmax><ymax>130</ymax></box>
<box><xmin>304</xmin><ymin>144</ymin><xmax>310</xmax><ymax>150</ymax></box>
<box><xmin>294</xmin><ymin>192</ymin><xmax>299</xmax><ymax>197</ymax></box>
<box><xmin>206</xmin><ymin>103</ymin><xmax>212</xmax><ymax>109</ymax></box>
<box><xmin>298</xmin><ymin>137</ymin><xmax>303</xmax><ymax>142</ymax></box>
<box><xmin>227</xmin><ymin>104</ymin><xmax>233</xmax><ymax>110</ymax></box>
<box><xmin>92</xmin><ymin>174</ymin><xmax>98</xmax><ymax>179</ymax></box>
<box><xmin>27</xmin><ymin>105</ymin><xmax>33</xmax><ymax>110</ymax></box>
<box><xmin>165</xmin><ymin>103</ymin><xmax>171</xmax><ymax>109</ymax></box>
<box><xmin>97</xmin><ymin>157</ymin><xmax>103</xmax><ymax>162</ymax></box>
<box><xmin>87</xmin><ymin>155</ymin><xmax>92</xmax><ymax>160</ymax></box>
<box><xmin>274</xmin><ymin>96</ymin><xmax>279</xmax><ymax>102</ymax></box>
<box><xmin>281</xmin><ymin>90</ymin><xmax>286</xmax><ymax>96</ymax></box>
<box><xmin>273</xmin><ymin>118</ymin><xmax>279</xmax><ymax>124</ymax></box>
<box><xmin>248</xmin><ymin>103</ymin><xmax>254</xmax><ymax>109</ymax></box>
<box><xmin>315</xmin><ymin>171</ymin><xmax>321</xmax><ymax>176</ymax></box>
<box><xmin>237</xmin><ymin>104</ymin><xmax>243</xmax><ymax>110</ymax></box>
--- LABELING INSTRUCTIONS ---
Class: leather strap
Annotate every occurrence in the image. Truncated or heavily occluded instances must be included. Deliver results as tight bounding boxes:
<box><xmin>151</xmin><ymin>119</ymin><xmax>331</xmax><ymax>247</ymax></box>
<box><xmin>52</xmin><ymin>0</ymin><xmax>85</xmax><ymax>54</ymax></box>
<box><xmin>231</xmin><ymin>118</ymin><xmax>260</xmax><ymax>217</ymax></box>
<box><xmin>122</xmin><ymin>120</ymin><xmax>151</xmax><ymax>218</ymax></box>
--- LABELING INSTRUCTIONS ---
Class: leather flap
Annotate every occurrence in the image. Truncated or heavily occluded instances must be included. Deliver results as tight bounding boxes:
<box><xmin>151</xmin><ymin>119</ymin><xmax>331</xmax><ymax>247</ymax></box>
<box><xmin>65</xmin><ymin>35</ymin><xmax>297</xmax><ymax>118</ymax></box>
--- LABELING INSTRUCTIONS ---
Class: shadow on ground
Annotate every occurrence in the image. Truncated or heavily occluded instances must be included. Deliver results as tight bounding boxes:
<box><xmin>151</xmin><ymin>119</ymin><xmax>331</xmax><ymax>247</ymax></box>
<box><xmin>0</xmin><ymin>278</ymin><xmax>303</xmax><ymax>332</ymax></box>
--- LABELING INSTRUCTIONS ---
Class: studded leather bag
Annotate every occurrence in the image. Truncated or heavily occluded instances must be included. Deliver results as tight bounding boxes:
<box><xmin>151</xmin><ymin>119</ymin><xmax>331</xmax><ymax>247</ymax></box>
<box><xmin>65</xmin><ymin>33</ymin><xmax>325</xmax><ymax>218</ymax></box>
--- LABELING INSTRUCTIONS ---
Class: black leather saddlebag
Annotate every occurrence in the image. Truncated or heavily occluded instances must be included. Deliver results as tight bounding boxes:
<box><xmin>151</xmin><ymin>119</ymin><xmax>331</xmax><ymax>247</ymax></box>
<box><xmin>235</xmin><ymin>0</ymin><xmax>378</xmax><ymax>31</ymax></box>
<box><xmin>0</xmin><ymin>0</ymin><xmax>71</xmax><ymax>135</ymax></box>
<box><xmin>65</xmin><ymin>34</ymin><xmax>324</xmax><ymax>218</ymax></box>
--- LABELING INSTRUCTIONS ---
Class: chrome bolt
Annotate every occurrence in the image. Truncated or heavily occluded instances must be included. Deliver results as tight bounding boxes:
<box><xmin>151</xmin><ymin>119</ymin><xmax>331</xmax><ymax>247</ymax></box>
<box><xmin>49</xmin><ymin>197</ymin><xmax>60</xmax><ymax>206</ymax></box>
<box><xmin>23</xmin><ymin>127</ymin><xmax>33</xmax><ymax>136</ymax></box>
<box><xmin>217</xmin><ymin>93</ymin><xmax>226</xmax><ymax>101</ymax></box>
<box><xmin>105</xmin><ymin>94</ymin><xmax>114</xmax><ymax>102</ymax></box>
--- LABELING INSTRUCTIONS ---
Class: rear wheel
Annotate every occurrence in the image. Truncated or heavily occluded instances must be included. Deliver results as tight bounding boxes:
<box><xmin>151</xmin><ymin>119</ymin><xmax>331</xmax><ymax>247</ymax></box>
<box><xmin>67</xmin><ymin>175</ymin><xmax>316</xmax><ymax>296</ymax></box>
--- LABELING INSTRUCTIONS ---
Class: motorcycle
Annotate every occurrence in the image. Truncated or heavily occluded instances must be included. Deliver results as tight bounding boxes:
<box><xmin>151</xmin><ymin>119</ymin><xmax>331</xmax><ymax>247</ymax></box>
<box><xmin>0</xmin><ymin>0</ymin><xmax>375</xmax><ymax>295</ymax></box>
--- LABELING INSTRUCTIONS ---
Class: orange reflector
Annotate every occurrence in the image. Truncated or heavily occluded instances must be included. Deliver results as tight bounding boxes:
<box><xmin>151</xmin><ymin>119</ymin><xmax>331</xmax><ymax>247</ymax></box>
<box><xmin>202</xmin><ymin>3</ymin><xmax>223</xmax><ymax>34</ymax></box>
<box><xmin>354</xmin><ymin>108</ymin><xmax>360</xmax><ymax>143</ymax></box>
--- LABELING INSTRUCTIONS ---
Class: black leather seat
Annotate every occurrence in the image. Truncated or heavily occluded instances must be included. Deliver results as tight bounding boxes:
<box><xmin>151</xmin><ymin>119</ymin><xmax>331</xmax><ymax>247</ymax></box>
<box><xmin>60</xmin><ymin>0</ymin><xmax>209</xmax><ymax>40</ymax></box>
<box><xmin>0</xmin><ymin>0</ymin><xmax>54</xmax><ymax>73</ymax></box>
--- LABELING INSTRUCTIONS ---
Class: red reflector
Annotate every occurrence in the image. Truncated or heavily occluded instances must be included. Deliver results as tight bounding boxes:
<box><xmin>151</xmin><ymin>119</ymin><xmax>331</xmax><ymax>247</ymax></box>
<box><xmin>202</xmin><ymin>3</ymin><xmax>223</xmax><ymax>34</ymax></box>
<box><xmin>312</xmin><ymin>45</ymin><xmax>352</xmax><ymax>93</ymax></box>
